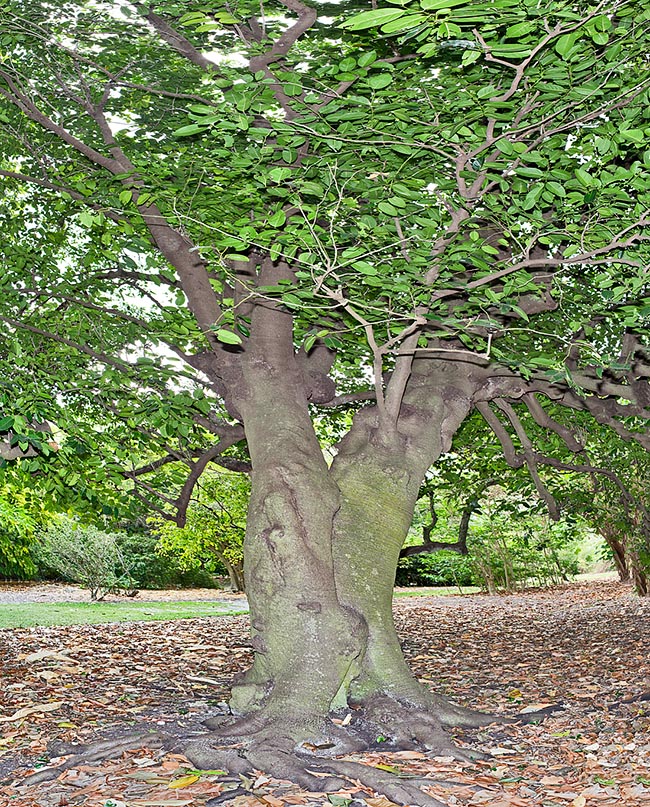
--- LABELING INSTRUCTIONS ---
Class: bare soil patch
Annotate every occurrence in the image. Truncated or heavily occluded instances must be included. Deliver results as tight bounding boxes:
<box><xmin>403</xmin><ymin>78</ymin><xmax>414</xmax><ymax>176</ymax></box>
<box><xmin>1</xmin><ymin>579</ymin><xmax>648</xmax><ymax>807</ymax></box>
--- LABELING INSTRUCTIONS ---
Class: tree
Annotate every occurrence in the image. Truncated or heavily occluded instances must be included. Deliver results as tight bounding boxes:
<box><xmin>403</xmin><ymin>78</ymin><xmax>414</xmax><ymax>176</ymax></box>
<box><xmin>397</xmin><ymin>469</ymin><xmax>590</xmax><ymax>593</ymax></box>
<box><xmin>420</xmin><ymin>408</ymin><xmax>650</xmax><ymax>594</ymax></box>
<box><xmin>2</xmin><ymin>0</ymin><xmax>649</xmax><ymax>801</ymax></box>
<box><xmin>151</xmin><ymin>469</ymin><xmax>248</xmax><ymax>591</ymax></box>
<box><xmin>0</xmin><ymin>481</ymin><xmax>37</xmax><ymax>579</ymax></box>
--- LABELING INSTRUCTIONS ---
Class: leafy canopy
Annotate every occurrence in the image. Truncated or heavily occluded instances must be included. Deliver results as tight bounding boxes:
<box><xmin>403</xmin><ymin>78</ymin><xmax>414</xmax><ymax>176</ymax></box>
<box><xmin>0</xmin><ymin>0</ymin><xmax>648</xmax><ymax>517</ymax></box>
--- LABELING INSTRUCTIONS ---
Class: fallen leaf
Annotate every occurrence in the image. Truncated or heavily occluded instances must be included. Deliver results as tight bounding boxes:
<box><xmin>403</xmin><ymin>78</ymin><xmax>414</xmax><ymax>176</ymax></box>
<box><xmin>23</xmin><ymin>650</ymin><xmax>76</xmax><ymax>664</ymax></box>
<box><xmin>168</xmin><ymin>774</ymin><xmax>200</xmax><ymax>788</ymax></box>
<box><xmin>130</xmin><ymin>801</ymin><xmax>194</xmax><ymax>806</ymax></box>
<box><xmin>0</xmin><ymin>702</ymin><xmax>63</xmax><ymax>722</ymax></box>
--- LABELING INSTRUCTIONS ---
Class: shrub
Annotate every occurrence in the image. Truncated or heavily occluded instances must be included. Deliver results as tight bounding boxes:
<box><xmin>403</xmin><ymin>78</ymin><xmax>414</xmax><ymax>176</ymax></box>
<box><xmin>0</xmin><ymin>493</ymin><xmax>37</xmax><ymax>580</ymax></box>
<box><xmin>117</xmin><ymin>532</ymin><xmax>224</xmax><ymax>589</ymax></box>
<box><xmin>395</xmin><ymin>551</ymin><xmax>475</xmax><ymax>587</ymax></box>
<box><xmin>33</xmin><ymin>517</ymin><xmax>132</xmax><ymax>600</ymax></box>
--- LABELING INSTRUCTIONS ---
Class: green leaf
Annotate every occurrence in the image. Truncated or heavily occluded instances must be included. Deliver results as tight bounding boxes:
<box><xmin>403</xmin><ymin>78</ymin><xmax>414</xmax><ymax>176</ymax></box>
<box><xmin>575</xmin><ymin>168</ymin><xmax>594</xmax><ymax>187</ymax></box>
<box><xmin>546</xmin><ymin>181</ymin><xmax>566</xmax><ymax>197</ymax></box>
<box><xmin>516</xmin><ymin>166</ymin><xmax>545</xmax><ymax>178</ymax></box>
<box><xmin>368</xmin><ymin>73</ymin><xmax>393</xmax><ymax>90</ymax></box>
<box><xmin>555</xmin><ymin>32</ymin><xmax>580</xmax><ymax>58</ymax></box>
<box><xmin>327</xmin><ymin>797</ymin><xmax>352</xmax><ymax>807</ymax></box>
<box><xmin>357</xmin><ymin>50</ymin><xmax>378</xmax><ymax>67</ymax></box>
<box><xmin>213</xmin><ymin>328</ymin><xmax>243</xmax><ymax>345</ymax></box>
<box><xmin>282</xmin><ymin>292</ymin><xmax>302</xmax><ymax>307</ymax></box>
<box><xmin>269</xmin><ymin>167</ymin><xmax>292</xmax><ymax>183</ymax></box>
<box><xmin>522</xmin><ymin>184</ymin><xmax>543</xmax><ymax>210</ymax></box>
<box><xmin>381</xmin><ymin>13</ymin><xmax>427</xmax><ymax>33</ymax></box>
<box><xmin>268</xmin><ymin>210</ymin><xmax>286</xmax><ymax>227</ymax></box>
<box><xmin>78</xmin><ymin>210</ymin><xmax>95</xmax><ymax>228</ymax></box>
<box><xmin>352</xmin><ymin>261</ymin><xmax>378</xmax><ymax>275</ymax></box>
<box><xmin>495</xmin><ymin>139</ymin><xmax>514</xmax><ymax>155</ymax></box>
<box><xmin>421</xmin><ymin>0</ymin><xmax>468</xmax><ymax>9</ymax></box>
<box><xmin>340</xmin><ymin>9</ymin><xmax>405</xmax><ymax>30</ymax></box>
<box><xmin>377</xmin><ymin>201</ymin><xmax>398</xmax><ymax>215</ymax></box>
<box><xmin>172</xmin><ymin>123</ymin><xmax>206</xmax><ymax>138</ymax></box>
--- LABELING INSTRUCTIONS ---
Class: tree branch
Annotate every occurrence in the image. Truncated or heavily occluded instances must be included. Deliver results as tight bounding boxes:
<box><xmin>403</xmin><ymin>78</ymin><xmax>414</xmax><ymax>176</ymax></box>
<box><xmin>494</xmin><ymin>399</ymin><xmax>559</xmax><ymax>518</ymax></box>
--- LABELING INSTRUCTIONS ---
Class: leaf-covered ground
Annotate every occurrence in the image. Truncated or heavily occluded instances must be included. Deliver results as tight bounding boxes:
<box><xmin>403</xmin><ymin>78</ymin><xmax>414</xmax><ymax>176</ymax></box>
<box><xmin>1</xmin><ymin>580</ymin><xmax>648</xmax><ymax>807</ymax></box>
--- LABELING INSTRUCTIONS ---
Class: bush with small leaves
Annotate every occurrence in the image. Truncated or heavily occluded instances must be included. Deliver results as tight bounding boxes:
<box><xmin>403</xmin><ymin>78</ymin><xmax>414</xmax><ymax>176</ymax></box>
<box><xmin>34</xmin><ymin>517</ymin><xmax>133</xmax><ymax>600</ymax></box>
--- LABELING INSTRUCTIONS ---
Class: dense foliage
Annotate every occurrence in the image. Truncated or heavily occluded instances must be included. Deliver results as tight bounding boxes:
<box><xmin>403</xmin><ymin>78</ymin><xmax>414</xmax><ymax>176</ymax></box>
<box><xmin>396</xmin><ymin>486</ymin><xmax>591</xmax><ymax>591</ymax></box>
<box><xmin>150</xmin><ymin>470</ymin><xmax>248</xmax><ymax>590</ymax></box>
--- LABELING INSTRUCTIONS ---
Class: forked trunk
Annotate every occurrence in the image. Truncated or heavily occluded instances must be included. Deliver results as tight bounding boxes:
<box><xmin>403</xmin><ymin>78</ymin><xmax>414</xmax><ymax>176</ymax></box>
<box><xmin>227</xmin><ymin>356</ymin><xmax>491</xmax><ymax>744</ymax></box>
<box><xmin>326</xmin><ymin>361</ymin><xmax>494</xmax><ymax>731</ymax></box>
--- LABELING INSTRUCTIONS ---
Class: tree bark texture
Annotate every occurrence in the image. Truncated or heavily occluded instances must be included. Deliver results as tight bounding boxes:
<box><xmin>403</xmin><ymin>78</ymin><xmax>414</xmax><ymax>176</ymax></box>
<box><xmin>212</xmin><ymin>352</ymin><xmax>496</xmax><ymax>757</ymax></box>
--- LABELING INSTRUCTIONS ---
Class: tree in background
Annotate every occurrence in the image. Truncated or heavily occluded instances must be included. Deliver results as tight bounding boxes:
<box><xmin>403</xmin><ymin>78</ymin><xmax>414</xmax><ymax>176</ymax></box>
<box><xmin>0</xmin><ymin>429</ymin><xmax>59</xmax><ymax>579</ymax></box>
<box><xmin>151</xmin><ymin>469</ymin><xmax>248</xmax><ymax>591</ymax></box>
<box><xmin>0</xmin><ymin>483</ymin><xmax>37</xmax><ymax>579</ymax></box>
<box><xmin>397</xmin><ymin>472</ymin><xmax>590</xmax><ymax>593</ymax></box>
<box><xmin>1</xmin><ymin>0</ymin><xmax>649</xmax><ymax>800</ymax></box>
<box><xmin>408</xmin><ymin>408</ymin><xmax>650</xmax><ymax>595</ymax></box>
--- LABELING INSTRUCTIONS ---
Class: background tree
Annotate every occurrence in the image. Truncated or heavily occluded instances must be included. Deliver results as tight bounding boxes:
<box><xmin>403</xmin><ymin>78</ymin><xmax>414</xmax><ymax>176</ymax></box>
<box><xmin>415</xmin><ymin>408</ymin><xmax>650</xmax><ymax>594</ymax></box>
<box><xmin>2</xmin><ymin>0</ymin><xmax>650</xmax><ymax>802</ymax></box>
<box><xmin>150</xmin><ymin>469</ymin><xmax>248</xmax><ymax>591</ymax></box>
<box><xmin>397</xmin><ymin>464</ymin><xmax>593</xmax><ymax>593</ymax></box>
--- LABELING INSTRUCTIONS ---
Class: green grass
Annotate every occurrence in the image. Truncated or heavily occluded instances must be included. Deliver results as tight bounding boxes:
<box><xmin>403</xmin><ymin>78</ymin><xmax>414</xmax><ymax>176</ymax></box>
<box><xmin>0</xmin><ymin>601</ymin><xmax>247</xmax><ymax>629</ymax></box>
<box><xmin>394</xmin><ymin>585</ymin><xmax>480</xmax><ymax>598</ymax></box>
<box><xmin>0</xmin><ymin>572</ymin><xmax>618</xmax><ymax>629</ymax></box>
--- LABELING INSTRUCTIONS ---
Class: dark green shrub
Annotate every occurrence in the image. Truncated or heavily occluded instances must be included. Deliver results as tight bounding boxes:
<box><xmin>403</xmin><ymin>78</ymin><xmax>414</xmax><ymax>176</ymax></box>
<box><xmin>395</xmin><ymin>551</ymin><xmax>475</xmax><ymax>587</ymax></box>
<box><xmin>116</xmin><ymin>532</ymin><xmax>226</xmax><ymax>589</ymax></box>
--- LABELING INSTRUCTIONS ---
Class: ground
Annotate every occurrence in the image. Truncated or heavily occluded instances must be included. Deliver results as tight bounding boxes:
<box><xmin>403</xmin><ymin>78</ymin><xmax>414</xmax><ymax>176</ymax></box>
<box><xmin>0</xmin><ymin>580</ymin><xmax>648</xmax><ymax>807</ymax></box>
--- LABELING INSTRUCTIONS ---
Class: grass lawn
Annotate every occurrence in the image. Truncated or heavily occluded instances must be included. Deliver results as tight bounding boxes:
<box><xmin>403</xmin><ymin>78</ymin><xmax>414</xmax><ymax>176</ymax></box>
<box><xmin>0</xmin><ymin>572</ymin><xmax>617</xmax><ymax>628</ymax></box>
<box><xmin>394</xmin><ymin>585</ymin><xmax>480</xmax><ymax>597</ymax></box>
<box><xmin>0</xmin><ymin>601</ymin><xmax>247</xmax><ymax>629</ymax></box>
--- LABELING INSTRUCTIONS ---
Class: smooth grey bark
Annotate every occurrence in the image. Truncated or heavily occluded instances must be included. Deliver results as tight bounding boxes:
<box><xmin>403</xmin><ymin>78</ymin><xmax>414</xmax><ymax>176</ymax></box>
<box><xmin>224</xmin><ymin>262</ymin><xmax>366</xmax><ymax>733</ymax></box>
<box><xmin>327</xmin><ymin>358</ymin><xmax>498</xmax><ymax>731</ymax></box>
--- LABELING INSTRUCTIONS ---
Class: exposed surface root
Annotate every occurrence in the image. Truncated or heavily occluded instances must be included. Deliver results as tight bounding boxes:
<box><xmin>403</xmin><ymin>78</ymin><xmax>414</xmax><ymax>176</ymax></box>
<box><xmin>353</xmin><ymin>694</ymin><xmax>488</xmax><ymax>761</ymax></box>
<box><xmin>20</xmin><ymin>731</ymin><xmax>162</xmax><ymax>786</ymax></box>
<box><xmin>317</xmin><ymin>758</ymin><xmax>447</xmax><ymax>807</ymax></box>
<box><xmin>514</xmin><ymin>703</ymin><xmax>565</xmax><ymax>723</ymax></box>
<box><xmin>181</xmin><ymin>698</ymin><xmax>486</xmax><ymax>804</ymax></box>
<box><xmin>428</xmin><ymin>693</ymin><xmax>509</xmax><ymax>728</ymax></box>
<box><xmin>16</xmin><ymin>699</ymin><xmax>493</xmax><ymax>805</ymax></box>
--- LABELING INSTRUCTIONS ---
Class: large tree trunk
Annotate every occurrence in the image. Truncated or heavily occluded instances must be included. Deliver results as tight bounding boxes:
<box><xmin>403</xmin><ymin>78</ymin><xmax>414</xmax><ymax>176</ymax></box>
<box><xmin>328</xmin><ymin>359</ymin><xmax>498</xmax><ymax>735</ymax></box>
<box><xmin>220</xmin><ymin>263</ymin><xmax>367</xmax><ymax>742</ymax></box>
<box><xmin>179</xmin><ymin>357</ymin><xmax>492</xmax><ymax>797</ymax></box>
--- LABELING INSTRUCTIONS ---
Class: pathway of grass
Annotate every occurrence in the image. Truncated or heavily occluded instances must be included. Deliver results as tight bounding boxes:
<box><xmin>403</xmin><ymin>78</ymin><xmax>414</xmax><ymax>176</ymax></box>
<box><xmin>394</xmin><ymin>585</ymin><xmax>480</xmax><ymax>597</ymax></box>
<box><xmin>0</xmin><ymin>600</ymin><xmax>247</xmax><ymax>629</ymax></box>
